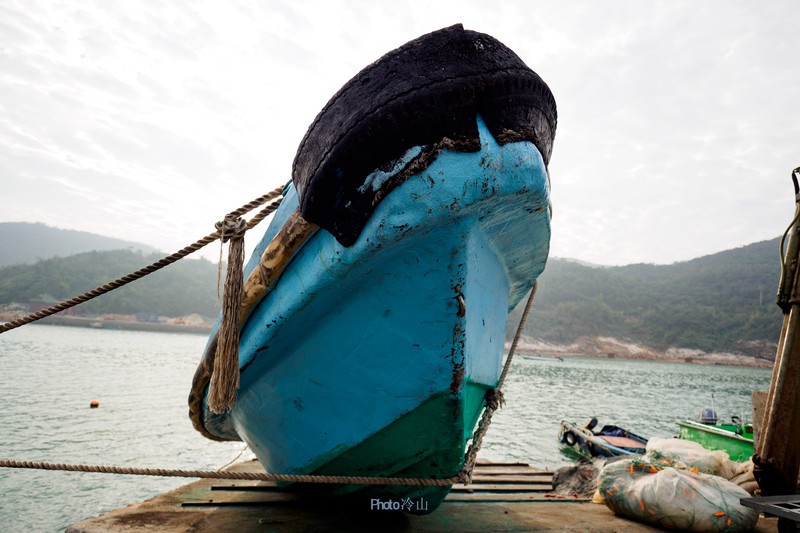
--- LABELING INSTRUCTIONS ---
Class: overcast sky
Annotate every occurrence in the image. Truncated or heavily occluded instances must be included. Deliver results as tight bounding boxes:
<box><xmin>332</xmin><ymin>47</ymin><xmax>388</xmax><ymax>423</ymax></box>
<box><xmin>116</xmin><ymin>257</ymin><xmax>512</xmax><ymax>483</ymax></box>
<box><xmin>1</xmin><ymin>0</ymin><xmax>798</xmax><ymax>266</ymax></box>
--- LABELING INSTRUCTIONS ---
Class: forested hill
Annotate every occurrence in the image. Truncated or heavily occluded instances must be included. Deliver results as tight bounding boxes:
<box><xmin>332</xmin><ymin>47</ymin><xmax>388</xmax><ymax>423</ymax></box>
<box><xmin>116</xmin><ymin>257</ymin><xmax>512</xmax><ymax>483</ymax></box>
<box><xmin>512</xmin><ymin>237</ymin><xmax>784</xmax><ymax>358</ymax></box>
<box><xmin>0</xmin><ymin>250</ymin><xmax>219</xmax><ymax>318</ymax></box>
<box><xmin>0</xmin><ymin>226</ymin><xmax>786</xmax><ymax>357</ymax></box>
<box><xmin>0</xmin><ymin>222</ymin><xmax>157</xmax><ymax>267</ymax></box>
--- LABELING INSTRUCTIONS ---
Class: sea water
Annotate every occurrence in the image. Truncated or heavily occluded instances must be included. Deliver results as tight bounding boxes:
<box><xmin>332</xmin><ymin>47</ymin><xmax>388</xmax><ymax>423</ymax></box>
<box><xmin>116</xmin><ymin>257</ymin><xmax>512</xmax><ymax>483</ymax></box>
<box><xmin>0</xmin><ymin>325</ymin><xmax>773</xmax><ymax>532</ymax></box>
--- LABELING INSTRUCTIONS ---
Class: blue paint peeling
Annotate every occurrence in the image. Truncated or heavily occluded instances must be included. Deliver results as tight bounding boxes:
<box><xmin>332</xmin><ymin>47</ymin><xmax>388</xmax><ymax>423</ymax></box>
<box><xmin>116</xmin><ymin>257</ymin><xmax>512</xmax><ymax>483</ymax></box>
<box><xmin>358</xmin><ymin>145</ymin><xmax>424</xmax><ymax>193</ymax></box>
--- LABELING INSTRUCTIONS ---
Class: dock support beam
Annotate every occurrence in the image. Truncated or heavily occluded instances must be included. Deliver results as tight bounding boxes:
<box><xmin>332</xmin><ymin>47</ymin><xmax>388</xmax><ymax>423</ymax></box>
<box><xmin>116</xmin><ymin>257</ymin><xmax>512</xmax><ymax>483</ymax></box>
<box><xmin>754</xmin><ymin>167</ymin><xmax>800</xmax><ymax>497</ymax></box>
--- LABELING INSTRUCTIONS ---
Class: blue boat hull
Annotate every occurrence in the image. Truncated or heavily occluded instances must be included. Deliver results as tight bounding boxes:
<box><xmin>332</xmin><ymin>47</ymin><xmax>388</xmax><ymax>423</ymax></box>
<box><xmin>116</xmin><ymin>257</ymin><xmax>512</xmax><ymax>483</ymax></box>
<box><xmin>195</xmin><ymin>118</ymin><xmax>550</xmax><ymax>510</ymax></box>
<box><xmin>189</xmin><ymin>24</ymin><xmax>558</xmax><ymax>512</ymax></box>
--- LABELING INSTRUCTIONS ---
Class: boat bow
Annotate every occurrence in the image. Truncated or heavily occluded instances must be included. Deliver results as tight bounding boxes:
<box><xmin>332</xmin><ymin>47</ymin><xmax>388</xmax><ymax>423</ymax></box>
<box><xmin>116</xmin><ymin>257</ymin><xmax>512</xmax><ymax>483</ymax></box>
<box><xmin>189</xmin><ymin>24</ymin><xmax>557</xmax><ymax>513</ymax></box>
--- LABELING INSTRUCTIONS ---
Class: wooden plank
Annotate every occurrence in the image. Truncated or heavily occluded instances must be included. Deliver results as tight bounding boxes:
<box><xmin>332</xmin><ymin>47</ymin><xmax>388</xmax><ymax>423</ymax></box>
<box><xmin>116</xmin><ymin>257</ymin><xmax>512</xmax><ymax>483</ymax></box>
<box><xmin>182</xmin><ymin>491</ymin><xmax>301</xmax><ymax>507</ymax></box>
<box><xmin>475</xmin><ymin>460</ymin><xmax>532</xmax><ymax>467</ymax></box>
<box><xmin>451</xmin><ymin>484</ymin><xmax>552</xmax><ymax>492</ymax></box>
<box><xmin>471</xmin><ymin>467</ymin><xmax>548</xmax><ymax>475</ymax></box>
<box><xmin>196</xmin><ymin>461</ymin><xmax>560</xmax><ymax>507</ymax></box>
<box><xmin>210</xmin><ymin>482</ymin><xmax>279</xmax><ymax>490</ymax></box>
<box><xmin>208</xmin><ymin>477</ymin><xmax>554</xmax><ymax>490</ymax></box>
<box><xmin>211</xmin><ymin>481</ymin><xmax>554</xmax><ymax>493</ymax></box>
<box><xmin>445</xmin><ymin>493</ymin><xmax>589</xmax><ymax>502</ymax></box>
<box><xmin>473</xmin><ymin>463</ymin><xmax>548</xmax><ymax>471</ymax></box>
<box><xmin>211</xmin><ymin>485</ymin><xmax>285</xmax><ymax>492</ymax></box>
<box><xmin>470</xmin><ymin>474</ymin><xmax>553</xmax><ymax>484</ymax></box>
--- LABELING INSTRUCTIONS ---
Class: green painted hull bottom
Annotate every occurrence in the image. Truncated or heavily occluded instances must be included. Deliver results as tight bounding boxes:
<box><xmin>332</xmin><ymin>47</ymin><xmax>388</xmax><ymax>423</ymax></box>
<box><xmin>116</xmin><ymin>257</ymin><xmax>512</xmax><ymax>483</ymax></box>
<box><xmin>678</xmin><ymin>422</ymin><xmax>754</xmax><ymax>463</ymax></box>
<box><xmin>294</xmin><ymin>382</ymin><xmax>492</xmax><ymax>514</ymax></box>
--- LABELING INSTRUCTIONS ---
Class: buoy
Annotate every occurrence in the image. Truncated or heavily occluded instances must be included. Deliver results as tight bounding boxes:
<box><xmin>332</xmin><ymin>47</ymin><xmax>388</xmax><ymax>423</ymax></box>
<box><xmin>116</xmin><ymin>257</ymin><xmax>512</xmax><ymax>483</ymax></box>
<box><xmin>90</xmin><ymin>400</ymin><xmax>100</xmax><ymax>408</ymax></box>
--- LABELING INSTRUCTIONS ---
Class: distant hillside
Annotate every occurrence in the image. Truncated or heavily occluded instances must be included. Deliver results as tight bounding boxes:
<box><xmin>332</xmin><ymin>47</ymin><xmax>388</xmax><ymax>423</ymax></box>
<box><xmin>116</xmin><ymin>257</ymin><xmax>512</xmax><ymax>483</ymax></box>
<box><xmin>0</xmin><ymin>249</ymin><xmax>219</xmax><ymax>317</ymax></box>
<box><xmin>0</xmin><ymin>226</ymin><xmax>786</xmax><ymax>360</ymax></box>
<box><xmin>510</xmin><ymin>238</ymin><xmax>784</xmax><ymax>361</ymax></box>
<box><xmin>0</xmin><ymin>222</ymin><xmax>158</xmax><ymax>267</ymax></box>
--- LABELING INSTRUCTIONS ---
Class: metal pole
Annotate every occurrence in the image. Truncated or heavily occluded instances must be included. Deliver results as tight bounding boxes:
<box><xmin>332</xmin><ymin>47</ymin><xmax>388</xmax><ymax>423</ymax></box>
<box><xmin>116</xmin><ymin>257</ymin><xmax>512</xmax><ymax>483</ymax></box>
<box><xmin>753</xmin><ymin>166</ymin><xmax>800</xmax><ymax>496</ymax></box>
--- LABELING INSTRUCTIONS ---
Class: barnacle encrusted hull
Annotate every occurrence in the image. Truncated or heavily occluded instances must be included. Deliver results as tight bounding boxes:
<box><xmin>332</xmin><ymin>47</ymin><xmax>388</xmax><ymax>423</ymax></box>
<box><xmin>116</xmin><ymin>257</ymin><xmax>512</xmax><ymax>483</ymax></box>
<box><xmin>190</xmin><ymin>24</ymin><xmax>556</xmax><ymax>512</ymax></box>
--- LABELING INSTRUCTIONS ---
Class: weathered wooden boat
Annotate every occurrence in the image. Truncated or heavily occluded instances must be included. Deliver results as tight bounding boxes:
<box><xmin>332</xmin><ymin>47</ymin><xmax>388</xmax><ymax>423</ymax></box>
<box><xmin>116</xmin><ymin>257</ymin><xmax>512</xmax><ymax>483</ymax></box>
<box><xmin>677</xmin><ymin>416</ymin><xmax>754</xmax><ymax>463</ymax></box>
<box><xmin>188</xmin><ymin>24</ymin><xmax>556</xmax><ymax>513</ymax></box>
<box><xmin>559</xmin><ymin>419</ymin><xmax>648</xmax><ymax>458</ymax></box>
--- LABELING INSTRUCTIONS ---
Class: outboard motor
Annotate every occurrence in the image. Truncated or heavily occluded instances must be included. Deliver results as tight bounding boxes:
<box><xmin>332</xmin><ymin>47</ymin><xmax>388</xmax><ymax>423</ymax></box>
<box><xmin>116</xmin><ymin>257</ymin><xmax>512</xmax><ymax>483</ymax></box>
<box><xmin>699</xmin><ymin>407</ymin><xmax>717</xmax><ymax>425</ymax></box>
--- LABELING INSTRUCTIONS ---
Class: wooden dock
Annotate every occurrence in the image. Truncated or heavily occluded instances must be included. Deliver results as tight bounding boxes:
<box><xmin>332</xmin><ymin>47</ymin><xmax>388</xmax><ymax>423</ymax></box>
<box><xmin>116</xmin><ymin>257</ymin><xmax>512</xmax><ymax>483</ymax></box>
<box><xmin>66</xmin><ymin>459</ymin><xmax>780</xmax><ymax>532</ymax></box>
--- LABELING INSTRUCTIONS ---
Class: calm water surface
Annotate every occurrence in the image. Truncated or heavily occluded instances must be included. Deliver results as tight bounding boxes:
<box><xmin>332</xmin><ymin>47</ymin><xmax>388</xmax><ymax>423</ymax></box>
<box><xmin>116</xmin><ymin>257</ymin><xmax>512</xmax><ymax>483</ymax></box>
<box><xmin>0</xmin><ymin>325</ymin><xmax>773</xmax><ymax>532</ymax></box>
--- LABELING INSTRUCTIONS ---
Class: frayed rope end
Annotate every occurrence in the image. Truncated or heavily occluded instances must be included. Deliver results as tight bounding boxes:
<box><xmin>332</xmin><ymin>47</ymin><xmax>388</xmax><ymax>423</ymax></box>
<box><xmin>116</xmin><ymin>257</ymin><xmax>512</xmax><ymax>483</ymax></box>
<box><xmin>209</xmin><ymin>217</ymin><xmax>246</xmax><ymax>414</ymax></box>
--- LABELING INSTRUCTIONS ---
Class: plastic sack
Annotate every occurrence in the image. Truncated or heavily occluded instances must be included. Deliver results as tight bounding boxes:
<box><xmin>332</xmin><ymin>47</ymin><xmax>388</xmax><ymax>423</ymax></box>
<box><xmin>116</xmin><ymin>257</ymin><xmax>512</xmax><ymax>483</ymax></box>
<box><xmin>646</xmin><ymin>436</ymin><xmax>736</xmax><ymax>480</ymax></box>
<box><xmin>598</xmin><ymin>457</ymin><xmax>759</xmax><ymax>532</ymax></box>
<box><xmin>729</xmin><ymin>460</ymin><xmax>759</xmax><ymax>495</ymax></box>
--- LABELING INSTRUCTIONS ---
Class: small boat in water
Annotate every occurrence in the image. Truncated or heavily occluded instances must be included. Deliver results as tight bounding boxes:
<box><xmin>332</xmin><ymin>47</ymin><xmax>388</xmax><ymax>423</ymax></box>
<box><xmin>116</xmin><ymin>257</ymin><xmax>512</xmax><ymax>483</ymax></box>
<box><xmin>188</xmin><ymin>25</ymin><xmax>556</xmax><ymax>513</ymax></box>
<box><xmin>559</xmin><ymin>419</ymin><xmax>648</xmax><ymax>458</ymax></box>
<box><xmin>677</xmin><ymin>407</ymin><xmax>754</xmax><ymax>462</ymax></box>
<box><xmin>520</xmin><ymin>352</ymin><xmax>563</xmax><ymax>362</ymax></box>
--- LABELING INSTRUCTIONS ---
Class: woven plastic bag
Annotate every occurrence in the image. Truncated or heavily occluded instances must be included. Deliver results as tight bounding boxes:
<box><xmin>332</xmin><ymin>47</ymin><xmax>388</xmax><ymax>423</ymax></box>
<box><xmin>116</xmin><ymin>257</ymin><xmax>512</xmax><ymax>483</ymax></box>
<box><xmin>598</xmin><ymin>457</ymin><xmax>758</xmax><ymax>532</ymax></box>
<box><xmin>646</xmin><ymin>436</ymin><xmax>736</xmax><ymax>480</ymax></box>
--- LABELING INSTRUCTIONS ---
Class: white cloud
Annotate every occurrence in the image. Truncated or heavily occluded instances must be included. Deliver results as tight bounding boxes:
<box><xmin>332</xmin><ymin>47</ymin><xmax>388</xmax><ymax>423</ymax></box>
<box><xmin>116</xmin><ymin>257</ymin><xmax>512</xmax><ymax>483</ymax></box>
<box><xmin>1</xmin><ymin>0</ymin><xmax>798</xmax><ymax>266</ymax></box>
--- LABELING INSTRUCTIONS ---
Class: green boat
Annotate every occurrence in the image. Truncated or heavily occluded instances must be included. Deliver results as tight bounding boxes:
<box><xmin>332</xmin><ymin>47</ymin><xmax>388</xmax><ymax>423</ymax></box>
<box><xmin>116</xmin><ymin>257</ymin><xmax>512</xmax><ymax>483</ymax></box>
<box><xmin>677</xmin><ymin>416</ymin><xmax>754</xmax><ymax>463</ymax></box>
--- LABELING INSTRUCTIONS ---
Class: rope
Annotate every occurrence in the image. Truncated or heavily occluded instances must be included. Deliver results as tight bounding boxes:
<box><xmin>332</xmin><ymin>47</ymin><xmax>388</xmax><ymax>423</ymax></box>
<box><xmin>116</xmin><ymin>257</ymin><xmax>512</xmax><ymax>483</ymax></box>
<box><xmin>209</xmin><ymin>215</ymin><xmax>247</xmax><ymax>413</ymax></box>
<box><xmin>0</xmin><ymin>459</ymin><xmax>458</xmax><ymax>486</ymax></box>
<box><xmin>778</xmin><ymin>170</ymin><xmax>800</xmax><ymax>274</ymax></box>
<box><xmin>457</xmin><ymin>281</ymin><xmax>538</xmax><ymax>483</ymax></box>
<box><xmin>217</xmin><ymin>445</ymin><xmax>251</xmax><ymax>472</ymax></box>
<box><xmin>499</xmin><ymin>281</ymin><xmax>538</xmax><ymax>390</ymax></box>
<box><xmin>0</xmin><ymin>187</ymin><xmax>285</xmax><ymax>335</ymax></box>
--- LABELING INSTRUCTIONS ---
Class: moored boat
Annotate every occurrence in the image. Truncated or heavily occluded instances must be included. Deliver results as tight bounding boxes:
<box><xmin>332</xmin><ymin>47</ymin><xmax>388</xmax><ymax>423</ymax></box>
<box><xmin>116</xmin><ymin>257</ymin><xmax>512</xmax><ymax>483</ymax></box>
<box><xmin>677</xmin><ymin>395</ymin><xmax>754</xmax><ymax>462</ymax></box>
<box><xmin>188</xmin><ymin>24</ymin><xmax>557</xmax><ymax>513</ymax></box>
<box><xmin>559</xmin><ymin>419</ymin><xmax>648</xmax><ymax>458</ymax></box>
<box><xmin>677</xmin><ymin>415</ymin><xmax>754</xmax><ymax>463</ymax></box>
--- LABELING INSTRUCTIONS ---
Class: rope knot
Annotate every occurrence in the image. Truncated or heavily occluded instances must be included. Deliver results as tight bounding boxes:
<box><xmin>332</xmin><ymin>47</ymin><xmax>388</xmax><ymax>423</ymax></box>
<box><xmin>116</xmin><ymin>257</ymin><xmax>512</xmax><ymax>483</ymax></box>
<box><xmin>484</xmin><ymin>388</ymin><xmax>505</xmax><ymax>411</ymax></box>
<box><xmin>215</xmin><ymin>216</ymin><xmax>247</xmax><ymax>243</ymax></box>
<box><xmin>457</xmin><ymin>466</ymin><xmax>473</xmax><ymax>485</ymax></box>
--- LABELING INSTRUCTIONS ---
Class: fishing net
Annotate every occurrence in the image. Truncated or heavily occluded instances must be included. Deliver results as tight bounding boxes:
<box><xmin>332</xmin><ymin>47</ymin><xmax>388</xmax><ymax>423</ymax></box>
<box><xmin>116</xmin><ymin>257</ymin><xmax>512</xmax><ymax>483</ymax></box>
<box><xmin>597</xmin><ymin>457</ymin><xmax>758</xmax><ymax>532</ymax></box>
<box><xmin>646</xmin><ymin>436</ymin><xmax>736</xmax><ymax>480</ymax></box>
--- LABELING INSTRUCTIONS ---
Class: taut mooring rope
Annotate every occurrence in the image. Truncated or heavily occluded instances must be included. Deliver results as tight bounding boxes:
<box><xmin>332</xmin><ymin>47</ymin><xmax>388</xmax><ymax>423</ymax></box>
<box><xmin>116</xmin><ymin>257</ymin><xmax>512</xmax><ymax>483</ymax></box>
<box><xmin>0</xmin><ymin>186</ymin><xmax>285</xmax><ymax>335</ymax></box>
<box><xmin>0</xmin><ymin>459</ymin><xmax>457</xmax><ymax>486</ymax></box>
<box><xmin>458</xmin><ymin>281</ymin><xmax>538</xmax><ymax>483</ymax></box>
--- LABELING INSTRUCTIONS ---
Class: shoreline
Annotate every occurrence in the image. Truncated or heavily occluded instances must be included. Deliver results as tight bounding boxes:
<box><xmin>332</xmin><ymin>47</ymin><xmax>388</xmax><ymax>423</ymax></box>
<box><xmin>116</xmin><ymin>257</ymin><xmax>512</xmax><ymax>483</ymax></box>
<box><xmin>509</xmin><ymin>335</ymin><xmax>775</xmax><ymax>369</ymax></box>
<box><xmin>36</xmin><ymin>315</ymin><xmax>212</xmax><ymax>334</ymax></box>
<box><xmin>18</xmin><ymin>316</ymin><xmax>775</xmax><ymax>367</ymax></box>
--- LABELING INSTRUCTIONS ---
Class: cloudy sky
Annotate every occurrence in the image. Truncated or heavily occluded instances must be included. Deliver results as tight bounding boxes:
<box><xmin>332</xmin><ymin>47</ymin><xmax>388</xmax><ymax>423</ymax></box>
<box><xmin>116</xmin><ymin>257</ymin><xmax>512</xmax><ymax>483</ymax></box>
<box><xmin>1</xmin><ymin>0</ymin><xmax>798</xmax><ymax>266</ymax></box>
